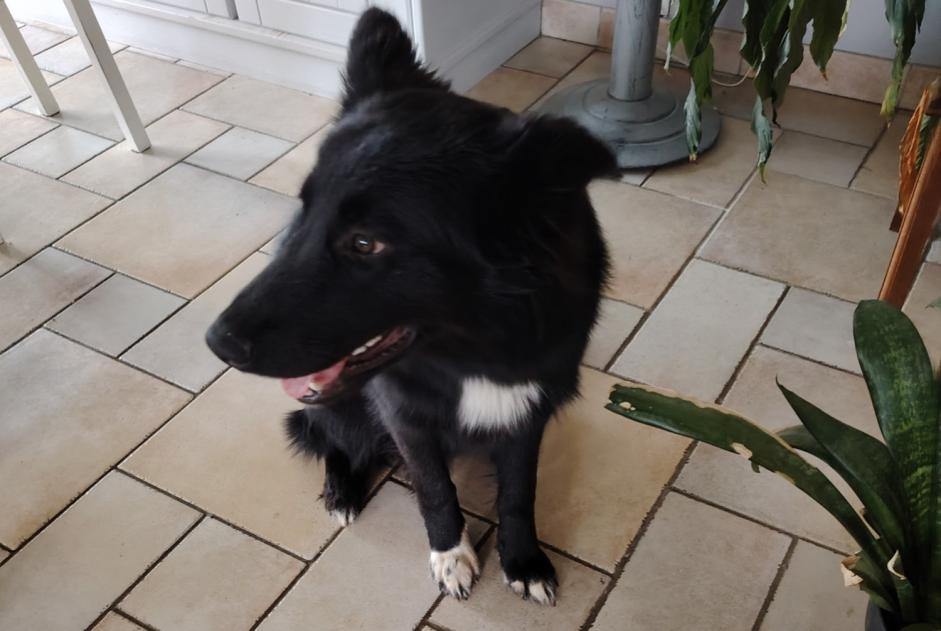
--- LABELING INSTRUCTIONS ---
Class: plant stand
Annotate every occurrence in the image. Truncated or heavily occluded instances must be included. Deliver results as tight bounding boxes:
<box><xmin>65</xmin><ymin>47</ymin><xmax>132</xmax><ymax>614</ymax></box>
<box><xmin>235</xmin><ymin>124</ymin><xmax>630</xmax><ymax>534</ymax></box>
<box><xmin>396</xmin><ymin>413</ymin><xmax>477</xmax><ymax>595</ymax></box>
<box><xmin>537</xmin><ymin>0</ymin><xmax>720</xmax><ymax>168</ymax></box>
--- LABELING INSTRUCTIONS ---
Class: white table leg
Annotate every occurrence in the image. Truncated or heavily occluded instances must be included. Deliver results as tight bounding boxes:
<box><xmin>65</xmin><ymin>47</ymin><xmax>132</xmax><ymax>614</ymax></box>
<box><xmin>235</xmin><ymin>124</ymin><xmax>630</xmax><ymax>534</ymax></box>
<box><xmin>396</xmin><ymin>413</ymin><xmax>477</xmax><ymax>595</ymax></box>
<box><xmin>62</xmin><ymin>0</ymin><xmax>150</xmax><ymax>151</ymax></box>
<box><xmin>0</xmin><ymin>0</ymin><xmax>59</xmax><ymax>115</ymax></box>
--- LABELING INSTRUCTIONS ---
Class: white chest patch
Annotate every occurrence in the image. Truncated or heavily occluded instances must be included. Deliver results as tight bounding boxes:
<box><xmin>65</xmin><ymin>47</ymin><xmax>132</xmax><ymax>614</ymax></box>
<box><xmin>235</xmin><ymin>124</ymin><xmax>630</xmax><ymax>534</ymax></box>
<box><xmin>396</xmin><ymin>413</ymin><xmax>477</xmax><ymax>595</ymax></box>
<box><xmin>458</xmin><ymin>377</ymin><xmax>542</xmax><ymax>432</ymax></box>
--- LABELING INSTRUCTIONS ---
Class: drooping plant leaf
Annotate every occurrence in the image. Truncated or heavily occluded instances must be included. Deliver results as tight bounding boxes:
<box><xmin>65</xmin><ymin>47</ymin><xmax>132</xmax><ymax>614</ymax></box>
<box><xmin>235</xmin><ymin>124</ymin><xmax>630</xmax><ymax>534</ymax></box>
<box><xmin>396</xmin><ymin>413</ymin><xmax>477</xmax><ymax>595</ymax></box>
<box><xmin>606</xmin><ymin>383</ymin><xmax>896</xmax><ymax>601</ymax></box>
<box><xmin>882</xmin><ymin>0</ymin><xmax>926</xmax><ymax>117</ymax></box>
<box><xmin>777</xmin><ymin>384</ymin><xmax>909</xmax><ymax>562</ymax></box>
<box><xmin>853</xmin><ymin>300</ymin><xmax>939</xmax><ymax>617</ymax></box>
<box><xmin>751</xmin><ymin>96</ymin><xmax>773</xmax><ymax>179</ymax></box>
<box><xmin>808</xmin><ymin>0</ymin><xmax>849</xmax><ymax>74</ymax></box>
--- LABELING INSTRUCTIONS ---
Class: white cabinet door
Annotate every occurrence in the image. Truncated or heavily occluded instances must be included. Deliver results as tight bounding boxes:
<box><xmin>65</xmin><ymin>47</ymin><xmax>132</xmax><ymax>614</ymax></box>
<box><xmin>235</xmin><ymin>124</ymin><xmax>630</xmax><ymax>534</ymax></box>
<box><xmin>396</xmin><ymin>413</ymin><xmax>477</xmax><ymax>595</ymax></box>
<box><xmin>255</xmin><ymin>0</ymin><xmax>358</xmax><ymax>45</ymax></box>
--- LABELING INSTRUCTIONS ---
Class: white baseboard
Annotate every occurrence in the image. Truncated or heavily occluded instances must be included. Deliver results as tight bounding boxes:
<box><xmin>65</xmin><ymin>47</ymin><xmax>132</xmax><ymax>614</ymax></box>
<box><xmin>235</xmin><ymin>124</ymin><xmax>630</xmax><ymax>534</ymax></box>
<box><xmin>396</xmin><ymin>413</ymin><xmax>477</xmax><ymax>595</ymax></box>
<box><xmin>7</xmin><ymin>0</ymin><xmax>538</xmax><ymax>98</ymax></box>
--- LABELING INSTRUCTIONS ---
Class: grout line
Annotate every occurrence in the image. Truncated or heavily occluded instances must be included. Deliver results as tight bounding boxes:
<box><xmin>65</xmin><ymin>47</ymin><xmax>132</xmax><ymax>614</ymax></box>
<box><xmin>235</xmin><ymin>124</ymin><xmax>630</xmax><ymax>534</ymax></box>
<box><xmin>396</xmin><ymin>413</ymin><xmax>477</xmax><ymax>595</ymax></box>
<box><xmin>602</xmin><ymin>205</ymin><xmax>729</xmax><ymax>375</ymax></box>
<box><xmin>715</xmin><ymin>284</ymin><xmax>789</xmax><ymax>405</ymax></box>
<box><xmin>0</xmin><ymin>269</ymin><xmax>115</xmax><ymax>356</ymax></box>
<box><xmin>116</xmin><ymin>468</ymin><xmax>309</xmax><ymax>564</ymax></box>
<box><xmin>109</xmin><ymin>609</ymin><xmax>160</xmax><ymax>631</ymax></box>
<box><xmin>847</xmin><ymin>119</ymin><xmax>889</xmax><ymax>189</ymax></box>
<box><xmin>578</xmin><ymin>443</ymin><xmax>696</xmax><ymax>631</ymax></box>
<box><xmin>423</xmin><ymin>621</ymin><xmax>459</xmax><ymax>631</ymax></box>
<box><xmin>669</xmin><ymin>488</ymin><xmax>853</xmax><ymax>556</ymax></box>
<box><xmin>540</xmin><ymin>541</ymin><xmax>615</xmax><ymax>578</ymax></box>
<box><xmin>757</xmin><ymin>342</ymin><xmax>862</xmax><ymax>378</ymax></box>
<box><xmin>83</xmin><ymin>511</ymin><xmax>208</xmax><ymax>631</ymax></box>
<box><xmin>0</xmin><ymin>119</ymin><xmax>62</xmax><ymax>159</ymax></box>
<box><xmin>751</xmin><ymin>536</ymin><xmax>798</xmax><ymax>631</ymax></box>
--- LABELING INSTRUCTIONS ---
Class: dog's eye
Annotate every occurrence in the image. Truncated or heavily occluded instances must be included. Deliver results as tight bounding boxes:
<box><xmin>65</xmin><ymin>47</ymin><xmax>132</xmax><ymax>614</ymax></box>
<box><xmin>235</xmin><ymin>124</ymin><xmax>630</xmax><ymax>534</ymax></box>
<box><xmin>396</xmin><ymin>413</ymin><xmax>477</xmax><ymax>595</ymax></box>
<box><xmin>351</xmin><ymin>234</ymin><xmax>384</xmax><ymax>255</ymax></box>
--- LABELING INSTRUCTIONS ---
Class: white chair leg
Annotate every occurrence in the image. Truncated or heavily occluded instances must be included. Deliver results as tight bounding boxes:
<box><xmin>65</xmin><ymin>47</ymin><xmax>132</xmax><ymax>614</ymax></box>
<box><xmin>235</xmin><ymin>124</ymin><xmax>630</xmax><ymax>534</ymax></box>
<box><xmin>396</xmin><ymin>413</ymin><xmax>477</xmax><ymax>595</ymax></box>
<box><xmin>62</xmin><ymin>0</ymin><xmax>150</xmax><ymax>152</ymax></box>
<box><xmin>0</xmin><ymin>0</ymin><xmax>59</xmax><ymax>116</ymax></box>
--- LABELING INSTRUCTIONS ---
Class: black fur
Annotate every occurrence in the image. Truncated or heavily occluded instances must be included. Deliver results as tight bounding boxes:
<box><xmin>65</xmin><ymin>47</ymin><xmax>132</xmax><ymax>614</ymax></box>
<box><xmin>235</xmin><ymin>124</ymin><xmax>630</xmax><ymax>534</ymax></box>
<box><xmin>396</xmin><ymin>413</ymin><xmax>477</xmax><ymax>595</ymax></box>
<box><xmin>206</xmin><ymin>7</ymin><xmax>614</xmax><ymax>604</ymax></box>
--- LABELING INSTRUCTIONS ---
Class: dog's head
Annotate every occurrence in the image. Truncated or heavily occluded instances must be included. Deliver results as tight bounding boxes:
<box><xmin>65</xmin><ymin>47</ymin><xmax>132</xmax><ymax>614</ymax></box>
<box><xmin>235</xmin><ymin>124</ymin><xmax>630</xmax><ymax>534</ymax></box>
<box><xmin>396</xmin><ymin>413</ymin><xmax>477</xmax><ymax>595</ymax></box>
<box><xmin>206</xmin><ymin>8</ymin><xmax>615</xmax><ymax>404</ymax></box>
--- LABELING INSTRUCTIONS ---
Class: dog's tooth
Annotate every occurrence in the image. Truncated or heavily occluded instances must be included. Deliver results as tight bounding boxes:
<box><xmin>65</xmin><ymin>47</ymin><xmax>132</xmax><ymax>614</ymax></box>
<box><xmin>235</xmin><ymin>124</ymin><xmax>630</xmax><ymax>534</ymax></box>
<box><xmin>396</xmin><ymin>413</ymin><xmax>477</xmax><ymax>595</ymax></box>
<box><xmin>365</xmin><ymin>336</ymin><xmax>382</xmax><ymax>347</ymax></box>
<box><xmin>308</xmin><ymin>381</ymin><xmax>324</xmax><ymax>393</ymax></box>
<box><xmin>352</xmin><ymin>345</ymin><xmax>368</xmax><ymax>356</ymax></box>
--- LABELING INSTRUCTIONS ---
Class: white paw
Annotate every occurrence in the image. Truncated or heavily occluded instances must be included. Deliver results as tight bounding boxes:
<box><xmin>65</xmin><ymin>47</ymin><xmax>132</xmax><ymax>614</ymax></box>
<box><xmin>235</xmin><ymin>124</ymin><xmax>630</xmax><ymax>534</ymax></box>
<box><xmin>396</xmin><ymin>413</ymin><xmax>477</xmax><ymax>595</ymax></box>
<box><xmin>329</xmin><ymin>507</ymin><xmax>357</xmax><ymax>527</ymax></box>
<box><xmin>504</xmin><ymin>573</ymin><xmax>557</xmax><ymax>606</ymax></box>
<box><xmin>429</xmin><ymin>529</ymin><xmax>480</xmax><ymax>600</ymax></box>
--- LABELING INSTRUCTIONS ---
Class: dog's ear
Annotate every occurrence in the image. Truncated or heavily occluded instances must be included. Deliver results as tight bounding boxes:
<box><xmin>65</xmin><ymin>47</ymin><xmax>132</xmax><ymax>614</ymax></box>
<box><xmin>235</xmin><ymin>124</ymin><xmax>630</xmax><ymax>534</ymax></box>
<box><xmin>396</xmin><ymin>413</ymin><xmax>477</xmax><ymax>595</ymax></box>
<box><xmin>342</xmin><ymin>8</ymin><xmax>448</xmax><ymax>110</ymax></box>
<box><xmin>507</xmin><ymin>115</ymin><xmax>617</xmax><ymax>191</ymax></box>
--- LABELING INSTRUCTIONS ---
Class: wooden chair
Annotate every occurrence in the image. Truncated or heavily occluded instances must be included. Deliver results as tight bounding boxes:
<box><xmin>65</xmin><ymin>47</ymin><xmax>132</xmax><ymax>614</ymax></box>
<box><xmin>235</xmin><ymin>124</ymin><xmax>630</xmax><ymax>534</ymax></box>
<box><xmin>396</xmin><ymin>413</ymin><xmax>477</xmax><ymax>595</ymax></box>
<box><xmin>879</xmin><ymin>79</ymin><xmax>941</xmax><ymax>307</ymax></box>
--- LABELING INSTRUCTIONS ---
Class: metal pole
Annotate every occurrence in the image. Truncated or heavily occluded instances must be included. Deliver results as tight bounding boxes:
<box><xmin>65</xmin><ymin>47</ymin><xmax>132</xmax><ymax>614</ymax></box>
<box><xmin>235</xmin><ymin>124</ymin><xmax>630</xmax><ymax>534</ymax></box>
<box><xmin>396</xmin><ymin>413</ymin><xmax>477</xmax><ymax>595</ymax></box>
<box><xmin>609</xmin><ymin>0</ymin><xmax>659</xmax><ymax>102</ymax></box>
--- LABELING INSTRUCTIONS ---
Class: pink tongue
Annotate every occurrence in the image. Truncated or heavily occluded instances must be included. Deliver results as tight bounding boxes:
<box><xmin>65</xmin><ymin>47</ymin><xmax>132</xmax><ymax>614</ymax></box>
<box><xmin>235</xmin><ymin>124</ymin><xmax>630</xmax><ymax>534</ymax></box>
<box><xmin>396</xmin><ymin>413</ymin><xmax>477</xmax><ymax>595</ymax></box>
<box><xmin>280</xmin><ymin>357</ymin><xmax>349</xmax><ymax>399</ymax></box>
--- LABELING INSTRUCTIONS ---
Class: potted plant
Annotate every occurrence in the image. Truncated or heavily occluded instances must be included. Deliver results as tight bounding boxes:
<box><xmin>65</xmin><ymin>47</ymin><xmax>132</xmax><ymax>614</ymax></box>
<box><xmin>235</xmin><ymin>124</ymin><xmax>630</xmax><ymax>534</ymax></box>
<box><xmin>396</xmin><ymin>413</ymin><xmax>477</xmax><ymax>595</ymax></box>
<box><xmin>669</xmin><ymin>0</ymin><xmax>928</xmax><ymax>172</ymax></box>
<box><xmin>606</xmin><ymin>300</ymin><xmax>939</xmax><ymax>630</ymax></box>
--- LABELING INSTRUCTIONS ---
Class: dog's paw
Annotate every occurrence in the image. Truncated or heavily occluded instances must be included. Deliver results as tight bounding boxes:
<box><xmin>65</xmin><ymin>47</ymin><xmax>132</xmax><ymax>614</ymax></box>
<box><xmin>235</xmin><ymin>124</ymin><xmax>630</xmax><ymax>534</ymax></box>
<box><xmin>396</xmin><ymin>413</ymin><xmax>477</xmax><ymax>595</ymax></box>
<box><xmin>501</xmin><ymin>548</ymin><xmax>559</xmax><ymax>606</ymax></box>
<box><xmin>429</xmin><ymin>529</ymin><xmax>480</xmax><ymax>600</ymax></box>
<box><xmin>328</xmin><ymin>506</ymin><xmax>358</xmax><ymax>527</ymax></box>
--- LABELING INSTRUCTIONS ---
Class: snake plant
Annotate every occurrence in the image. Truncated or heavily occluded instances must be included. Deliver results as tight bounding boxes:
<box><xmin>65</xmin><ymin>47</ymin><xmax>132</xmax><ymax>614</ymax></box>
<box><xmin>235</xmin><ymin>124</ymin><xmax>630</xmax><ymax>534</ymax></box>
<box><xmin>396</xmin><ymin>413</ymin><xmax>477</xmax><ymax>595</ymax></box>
<box><xmin>669</xmin><ymin>0</ymin><xmax>926</xmax><ymax>174</ymax></box>
<box><xmin>607</xmin><ymin>300</ymin><xmax>940</xmax><ymax>629</ymax></box>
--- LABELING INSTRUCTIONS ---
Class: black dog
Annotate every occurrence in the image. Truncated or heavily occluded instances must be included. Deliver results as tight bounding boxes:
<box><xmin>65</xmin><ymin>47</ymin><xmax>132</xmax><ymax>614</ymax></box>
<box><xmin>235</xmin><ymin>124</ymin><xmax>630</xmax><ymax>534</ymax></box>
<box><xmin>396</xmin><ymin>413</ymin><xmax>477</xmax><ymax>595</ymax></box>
<box><xmin>206</xmin><ymin>8</ymin><xmax>614</xmax><ymax>605</ymax></box>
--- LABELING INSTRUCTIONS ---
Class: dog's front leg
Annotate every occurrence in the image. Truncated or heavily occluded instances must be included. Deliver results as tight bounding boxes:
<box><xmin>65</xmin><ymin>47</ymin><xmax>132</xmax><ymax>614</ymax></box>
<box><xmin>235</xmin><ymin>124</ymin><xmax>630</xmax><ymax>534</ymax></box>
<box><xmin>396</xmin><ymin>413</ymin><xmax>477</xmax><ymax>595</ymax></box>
<box><xmin>492</xmin><ymin>421</ymin><xmax>558</xmax><ymax>605</ymax></box>
<box><xmin>392</xmin><ymin>424</ymin><xmax>479</xmax><ymax>599</ymax></box>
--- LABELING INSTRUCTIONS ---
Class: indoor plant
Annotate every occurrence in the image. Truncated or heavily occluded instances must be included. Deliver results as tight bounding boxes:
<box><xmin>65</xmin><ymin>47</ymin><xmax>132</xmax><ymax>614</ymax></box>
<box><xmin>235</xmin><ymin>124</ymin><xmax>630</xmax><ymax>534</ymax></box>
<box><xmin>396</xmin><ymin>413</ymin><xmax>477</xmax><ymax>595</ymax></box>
<box><xmin>606</xmin><ymin>300</ymin><xmax>939</xmax><ymax>630</ymax></box>
<box><xmin>669</xmin><ymin>0</ymin><xmax>927</xmax><ymax>172</ymax></box>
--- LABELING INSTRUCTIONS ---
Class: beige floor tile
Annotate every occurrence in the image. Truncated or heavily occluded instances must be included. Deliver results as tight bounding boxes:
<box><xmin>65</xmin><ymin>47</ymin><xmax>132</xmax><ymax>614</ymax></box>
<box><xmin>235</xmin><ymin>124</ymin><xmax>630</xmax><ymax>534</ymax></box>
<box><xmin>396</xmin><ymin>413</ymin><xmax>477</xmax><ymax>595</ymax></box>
<box><xmin>17</xmin><ymin>51</ymin><xmax>224</xmax><ymax>140</ymax></box>
<box><xmin>431</xmin><ymin>537</ymin><xmax>608</xmax><ymax>631</ymax></box>
<box><xmin>122</xmin><ymin>253</ymin><xmax>268</xmax><ymax>391</ymax></box>
<box><xmin>176</xmin><ymin>59</ymin><xmax>231</xmax><ymax>77</ymax></box>
<box><xmin>250</xmin><ymin>124</ymin><xmax>331</xmax><ymax>196</ymax></box>
<box><xmin>0</xmin><ymin>248</ymin><xmax>109</xmax><ymax>352</ymax></box>
<box><xmin>186</xmin><ymin>126</ymin><xmax>294</xmax><ymax>180</ymax></box>
<box><xmin>258</xmin><ymin>483</ymin><xmax>488</xmax><ymax>631</ymax></box>
<box><xmin>644</xmin><ymin>117</ymin><xmax>762</xmax><ymax>208</ymax></box>
<box><xmin>92</xmin><ymin>612</ymin><xmax>147</xmax><ymax>631</ymax></box>
<box><xmin>851</xmin><ymin>115</ymin><xmax>906</xmax><ymax>199</ymax></box>
<box><xmin>0</xmin><ymin>472</ymin><xmax>199</xmax><ymax>631</ymax></box>
<box><xmin>4</xmin><ymin>125</ymin><xmax>113</xmax><ymax>178</ymax></box>
<box><xmin>760</xmin><ymin>541</ymin><xmax>868</xmax><ymax>631</ymax></box>
<box><xmin>899</xmin><ymin>64</ymin><xmax>939</xmax><ymax>111</ymax></box>
<box><xmin>63</xmin><ymin>109</ymin><xmax>229</xmax><ymax>199</ymax></box>
<box><xmin>0</xmin><ymin>58</ymin><xmax>62</xmax><ymax>109</ymax></box>
<box><xmin>126</xmin><ymin>46</ymin><xmax>178</xmax><ymax>63</ymax></box>
<box><xmin>619</xmin><ymin>168</ymin><xmax>651</xmax><ymax>186</ymax></box>
<box><xmin>767</xmin><ymin>131</ymin><xmax>869</xmax><ymax>187</ymax></box>
<box><xmin>183</xmin><ymin>75</ymin><xmax>337</xmax><ymax>142</ymax></box>
<box><xmin>58</xmin><ymin>163</ymin><xmax>295</xmax><ymax>298</ymax></box>
<box><xmin>929</xmin><ymin>240</ymin><xmax>941</xmax><ymax>265</ymax></box>
<box><xmin>611</xmin><ymin>259</ymin><xmax>784</xmax><ymax>401</ymax></box>
<box><xmin>33</xmin><ymin>36</ymin><xmax>125</xmax><ymax>77</ymax></box>
<box><xmin>122</xmin><ymin>368</ymin><xmax>336</xmax><ymax>558</ymax></box>
<box><xmin>121</xmin><ymin>517</ymin><xmax>303</xmax><ymax>631</ymax></box>
<box><xmin>592</xmin><ymin>493</ymin><xmax>790</xmax><ymax>631</ymax></box>
<box><xmin>591</xmin><ymin>180</ymin><xmax>721</xmax><ymax>308</ymax></box>
<box><xmin>0</xmin><ymin>163</ymin><xmax>110</xmax><ymax>275</ymax></box>
<box><xmin>0</xmin><ymin>109</ymin><xmax>57</xmax><ymax>156</ymax></box>
<box><xmin>535</xmin><ymin>368</ymin><xmax>689</xmax><ymax>570</ymax></box>
<box><xmin>761</xmin><ymin>287</ymin><xmax>859</xmax><ymax>374</ymax></box>
<box><xmin>774</xmin><ymin>89</ymin><xmax>885</xmax><ymax>147</ymax></box>
<box><xmin>47</xmin><ymin>273</ymin><xmax>185</xmax><ymax>355</ymax></box>
<box><xmin>583</xmin><ymin>298</ymin><xmax>643</xmax><ymax>369</ymax></box>
<box><xmin>676</xmin><ymin>345</ymin><xmax>878</xmax><ymax>551</ymax></box>
<box><xmin>541</xmin><ymin>0</ymin><xmax>601</xmax><ymax>46</ymax></box>
<box><xmin>466</xmin><ymin>67</ymin><xmax>556</xmax><ymax>113</ymax></box>
<box><xmin>0</xmin><ymin>24</ymin><xmax>69</xmax><ymax>58</ymax></box>
<box><xmin>531</xmin><ymin>51</ymin><xmax>610</xmax><ymax>110</ymax></box>
<box><xmin>504</xmin><ymin>37</ymin><xmax>592</xmax><ymax>78</ymax></box>
<box><xmin>0</xmin><ymin>329</ymin><xmax>190</xmax><ymax>547</ymax></box>
<box><xmin>903</xmin><ymin>263</ymin><xmax>941</xmax><ymax>368</ymax></box>
<box><xmin>790</xmin><ymin>47</ymin><xmax>893</xmax><ymax>105</ymax></box>
<box><xmin>701</xmin><ymin>171</ymin><xmax>897</xmax><ymax>302</ymax></box>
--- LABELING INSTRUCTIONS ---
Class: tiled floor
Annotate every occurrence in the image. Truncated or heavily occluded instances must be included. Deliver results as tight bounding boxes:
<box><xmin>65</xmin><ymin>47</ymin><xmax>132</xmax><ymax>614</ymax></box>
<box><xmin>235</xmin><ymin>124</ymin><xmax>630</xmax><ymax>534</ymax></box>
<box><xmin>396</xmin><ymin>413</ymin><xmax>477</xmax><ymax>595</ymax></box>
<box><xmin>0</xmin><ymin>24</ymin><xmax>934</xmax><ymax>631</ymax></box>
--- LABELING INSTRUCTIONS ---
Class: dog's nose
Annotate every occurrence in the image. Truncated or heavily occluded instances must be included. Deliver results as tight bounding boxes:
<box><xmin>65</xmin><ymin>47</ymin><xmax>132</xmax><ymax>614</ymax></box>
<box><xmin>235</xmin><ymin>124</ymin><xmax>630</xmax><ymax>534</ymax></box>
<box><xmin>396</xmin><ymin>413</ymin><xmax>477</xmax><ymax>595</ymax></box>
<box><xmin>205</xmin><ymin>322</ymin><xmax>252</xmax><ymax>369</ymax></box>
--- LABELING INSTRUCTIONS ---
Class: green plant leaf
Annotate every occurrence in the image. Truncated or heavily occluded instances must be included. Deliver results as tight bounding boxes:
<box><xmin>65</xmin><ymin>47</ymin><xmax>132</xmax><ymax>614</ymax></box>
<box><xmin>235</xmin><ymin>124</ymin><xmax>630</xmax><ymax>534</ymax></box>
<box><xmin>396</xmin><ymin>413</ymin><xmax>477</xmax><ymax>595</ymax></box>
<box><xmin>777</xmin><ymin>384</ymin><xmax>908</xmax><ymax>561</ymax></box>
<box><xmin>606</xmin><ymin>383</ymin><xmax>895</xmax><ymax>601</ymax></box>
<box><xmin>751</xmin><ymin>96</ymin><xmax>773</xmax><ymax>180</ymax></box>
<box><xmin>882</xmin><ymin>0</ymin><xmax>926</xmax><ymax>117</ymax></box>
<box><xmin>740</xmin><ymin>0</ymin><xmax>767</xmax><ymax>69</ymax></box>
<box><xmin>808</xmin><ymin>0</ymin><xmax>848</xmax><ymax>74</ymax></box>
<box><xmin>889</xmin><ymin>550</ymin><xmax>920</xmax><ymax>621</ymax></box>
<box><xmin>854</xmin><ymin>300</ymin><xmax>940</xmax><ymax>617</ymax></box>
